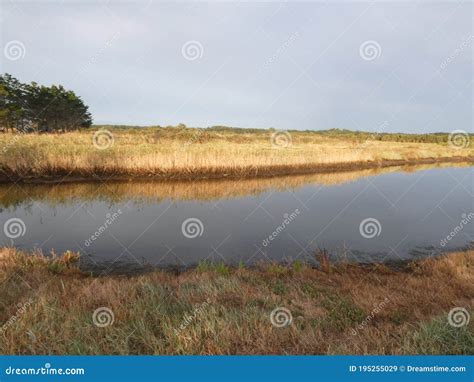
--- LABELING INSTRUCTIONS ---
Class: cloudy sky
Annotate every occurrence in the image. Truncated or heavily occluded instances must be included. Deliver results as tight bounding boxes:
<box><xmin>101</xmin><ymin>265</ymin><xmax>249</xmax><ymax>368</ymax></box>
<box><xmin>1</xmin><ymin>1</ymin><xmax>472</xmax><ymax>133</ymax></box>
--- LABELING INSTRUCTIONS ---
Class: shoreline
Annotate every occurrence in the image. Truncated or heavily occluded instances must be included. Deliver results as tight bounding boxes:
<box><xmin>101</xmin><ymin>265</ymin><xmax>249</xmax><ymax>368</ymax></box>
<box><xmin>0</xmin><ymin>248</ymin><xmax>472</xmax><ymax>355</ymax></box>
<box><xmin>1</xmin><ymin>156</ymin><xmax>472</xmax><ymax>185</ymax></box>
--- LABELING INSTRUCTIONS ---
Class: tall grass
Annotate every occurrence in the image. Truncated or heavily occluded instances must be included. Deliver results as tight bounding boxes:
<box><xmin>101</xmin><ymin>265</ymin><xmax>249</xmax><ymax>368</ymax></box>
<box><xmin>1</xmin><ymin>126</ymin><xmax>472</xmax><ymax>181</ymax></box>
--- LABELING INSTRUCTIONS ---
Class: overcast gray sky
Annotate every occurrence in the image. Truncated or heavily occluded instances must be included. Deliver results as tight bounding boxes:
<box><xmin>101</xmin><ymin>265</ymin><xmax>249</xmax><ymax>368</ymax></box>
<box><xmin>1</xmin><ymin>1</ymin><xmax>472</xmax><ymax>133</ymax></box>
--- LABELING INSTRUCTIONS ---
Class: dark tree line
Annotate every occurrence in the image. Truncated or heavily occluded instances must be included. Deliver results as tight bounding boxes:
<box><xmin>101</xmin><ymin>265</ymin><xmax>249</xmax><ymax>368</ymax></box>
<box><xmin>0</xmin><ymin>74</ymin><xmax>92</xmax><ymax>133</ymax></box>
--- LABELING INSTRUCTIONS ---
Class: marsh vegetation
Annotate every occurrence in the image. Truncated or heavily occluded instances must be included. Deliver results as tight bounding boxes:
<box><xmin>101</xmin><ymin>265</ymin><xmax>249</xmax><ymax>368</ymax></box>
<box><xmin>0</xmin><ymin>248</ymin><xmax>472</xmax><ymax>355</ymax></box>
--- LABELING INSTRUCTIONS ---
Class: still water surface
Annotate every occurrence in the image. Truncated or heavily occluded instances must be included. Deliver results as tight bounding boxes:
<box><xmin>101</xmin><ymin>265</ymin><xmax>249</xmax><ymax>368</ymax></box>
<box><xmin>1</xmin><ymin>164</ymin><xmax>472</xmax><ymax>273</ymax></box>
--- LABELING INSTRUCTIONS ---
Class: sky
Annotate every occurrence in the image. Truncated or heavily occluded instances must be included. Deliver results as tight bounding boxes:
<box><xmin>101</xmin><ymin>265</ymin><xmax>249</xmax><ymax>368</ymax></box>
<box><xmin>1</xmin><ymin>0</ymin><xmax>472</xmax><ymax>133</ymax></box>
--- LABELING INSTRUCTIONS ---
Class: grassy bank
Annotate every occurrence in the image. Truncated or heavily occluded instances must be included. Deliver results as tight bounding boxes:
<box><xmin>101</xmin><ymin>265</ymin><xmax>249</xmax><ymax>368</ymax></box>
<box><xmin>1</xmin><ymin>127</ymin><xmax>472</xmax><ymax>182</ymax></box>
<box><xmin>0</xmin><ymin>248</ymin><xmax>472</xmax><ymax>355</ymax></box>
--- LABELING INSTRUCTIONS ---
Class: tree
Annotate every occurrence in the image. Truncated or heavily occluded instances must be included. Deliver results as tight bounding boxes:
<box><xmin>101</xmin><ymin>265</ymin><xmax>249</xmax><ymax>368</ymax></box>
<box><xmin>0</xmin><ymin>73</ymin><xmax>92</xmax><ymax>132</ymax></box>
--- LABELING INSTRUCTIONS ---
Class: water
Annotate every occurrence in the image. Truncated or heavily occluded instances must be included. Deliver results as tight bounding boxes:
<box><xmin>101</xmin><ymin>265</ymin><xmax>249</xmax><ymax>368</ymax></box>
<box><xmin>1</xmin><ymin>164</ymin><xmax>472</xmax><ymax>274</ymax></box>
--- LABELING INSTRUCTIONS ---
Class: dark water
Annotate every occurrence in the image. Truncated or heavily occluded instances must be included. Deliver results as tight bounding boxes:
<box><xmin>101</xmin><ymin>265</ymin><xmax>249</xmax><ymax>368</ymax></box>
<box><xmin>1</xmin><ymin>164</ymin><xmax>472</xmax><ymax>274</ymax></box>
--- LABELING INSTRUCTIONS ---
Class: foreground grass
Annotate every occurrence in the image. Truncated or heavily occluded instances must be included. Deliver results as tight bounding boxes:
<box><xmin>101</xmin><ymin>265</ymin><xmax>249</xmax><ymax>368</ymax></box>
<box><xmin>1</xmin><ymin>126</ymin><xmax>472</xmax><ymax>181</ymax></box>
<box><xmin>0</xmin><ymin>248</ymin><xmax>472</xmax><ymax>355</ymax></box>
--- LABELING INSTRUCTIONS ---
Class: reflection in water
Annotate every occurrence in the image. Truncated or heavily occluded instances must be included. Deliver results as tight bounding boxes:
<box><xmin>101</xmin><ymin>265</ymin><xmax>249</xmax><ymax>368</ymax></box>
<box><xmin>0</xmin><ymin>162</ymin><xmax>470</xmax><ymax>208</ymax></box>
<box><xmin>0</xmin><ymin>163</ymin><xmax>472</xmax><ymax>274</ymax></box>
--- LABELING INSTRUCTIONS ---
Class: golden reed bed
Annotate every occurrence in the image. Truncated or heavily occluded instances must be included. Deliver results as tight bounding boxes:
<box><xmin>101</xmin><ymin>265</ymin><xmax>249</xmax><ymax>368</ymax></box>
<box><xmin>1</xmin><ymin>127</ymin><xmax>472</xmax><ymax>182</ymax></box>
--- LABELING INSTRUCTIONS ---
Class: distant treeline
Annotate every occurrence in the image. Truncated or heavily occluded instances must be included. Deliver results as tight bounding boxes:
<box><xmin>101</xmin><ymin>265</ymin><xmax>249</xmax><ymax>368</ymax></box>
<box><xmin>94</xmin><ymin>124</ymin><xmax>467</xmax><ymax>144</ymax></box>
<box><xmin>0</xmin><ymin>74</ymin><xmax>92</xmax><ymax>133</ymax></box>
<box><xmin>210</xmin><ymin>126</ymin><xmax>463</xmax><ymax>144</ymax></box>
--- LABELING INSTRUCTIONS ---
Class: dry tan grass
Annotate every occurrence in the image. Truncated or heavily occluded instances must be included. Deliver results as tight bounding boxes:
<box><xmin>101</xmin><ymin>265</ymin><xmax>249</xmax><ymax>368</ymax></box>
<box><xmin>1</xmin><ymin>128</ymin><xmax>472</xmax><ymax>181</ymax></box>
<box><xmin>0</xmin><ymin>248</ymin><xmax>472</xmax><ymax>355</ymax></box>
